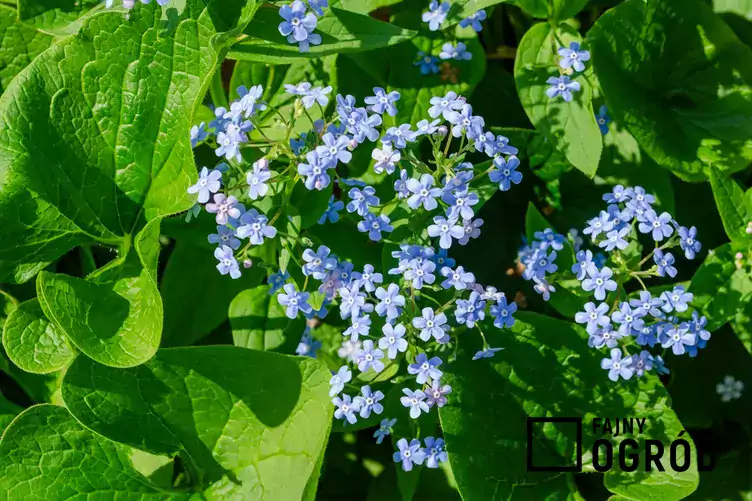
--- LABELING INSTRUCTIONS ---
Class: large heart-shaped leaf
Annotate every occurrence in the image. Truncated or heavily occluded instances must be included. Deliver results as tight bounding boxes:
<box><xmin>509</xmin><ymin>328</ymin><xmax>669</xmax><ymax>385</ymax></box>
<box><xmin>588</xmin><ymin>0</ymin><xmax>752</xmax><ymax>181</ymax></box>
<box><xmin>0</xmin><ymin>0</ymin><xmax>258</xmax><ymax>283</ymax></box>
<box><xmin>439</xmin><ymin>312</ymin><xmax>699</xmax><ymax>501</ymax></box>
<box><xmin>229</xmin><ymin>285</ymin><xmax>305</xmax><ymax>351</ymax></box>
<box><xmin>62</xmin><ymin>346</ymin><xmax>332</xmax><ymax>499</ymax></box>
<box><xmin>35</xmin><ymin>218</ymin><xmax>162</xmax><ymax>368</ymax></box>
<box><xmin>228</xmin><ymin>6</ymin><xmax>416</xmax><ymax>64</ymax></box>
<box><xmin>515</xmin><ymin>22</ymin><xmax>602</xmax><ymax>177</ymax></box>
<box><xmin>0</xmin><ymin>5</ymin><xmax>54</xmax><ymax>93</ymax></box>
<box><xmin>709</xmin><ymin>167</ymin><xmax>752</xmax><ymax>242</ymax></box>
<box><xmin>2</xmin><ymin>298</ymin><xmax>75</xmax><ymax>374</ymax></box>
<box><xmin>0</xmin><ymin>404</ymin><xmax>191</xmax><ymax>500</ymax></box>
<box><xmin>17</xmin><ymin>0</ymin><xmax>101</xmax><ymax>35</ymax></box>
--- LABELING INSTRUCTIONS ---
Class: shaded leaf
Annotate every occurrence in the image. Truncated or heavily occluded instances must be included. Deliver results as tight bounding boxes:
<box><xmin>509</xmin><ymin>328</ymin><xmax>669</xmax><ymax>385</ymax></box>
<box><xmin>229</xmin><ymin>284</ymin><xmax>305</xmax><ymax>351</ymax></box>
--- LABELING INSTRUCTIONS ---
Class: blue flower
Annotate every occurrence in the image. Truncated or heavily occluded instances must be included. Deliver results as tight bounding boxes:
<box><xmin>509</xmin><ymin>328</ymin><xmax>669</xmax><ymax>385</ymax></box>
<box><xmin>534</xmin><ymin>228</ymin><xmax>566</xmax><ymax>251</ymax></box>
<box><xmin>318</xmin><ymin>195</ymin><xmax>345</xmax><ymax>225</ymax></box>
<box><xmin>307</xmin><ymin>0</ymin><xmax>328</xmax><ymax>16</ymax></box>
<box><xmin>546</xmin><ymin>76</ymin><xmax>581</xmax><ymax>102</ymax></box>
<box><xmin>285</xmin><ymin>81</ymin><xmax>312</xmax><ymax>96</ymax></box>
<box><xmin>344</xmin><ymin>314</ymin><xmax>371</xmax><ymax>342</ymax></box>
<box><xmin>595</xmin><ymin>105</ymin><xmax>611</xmax><ymax>135</ymax></box>
<box><xmin>444</xmin><ymin>191</ymin><xmax>479</xmax><ymax>220</ymax></box>
<box><xmin>234</xmin><ymin>85</ymin><xmax>267</xmax><ymax>119</ymax></box>
<box><xmin>525</xmin><ymin>249</ymin><xmax>557</xmax><ymax>280</ymax></box>
<box><xmin>689</xmin><ymin>311</ymin><xmax>711</xmax><ymax>343</ymax></box>
<box><xmin>432</xmin><ymin>248</ymin><xmax>455</xmax><ymax>268</ymax></box>
<box><xmin>205</xmin><ymin>194</ymin><xmax>241</xmax><ymax>225</ymax></box>
<box><xmin>316</xmin><ymin>132</ymin><xmax>352</xmax><ymax>164</ymax></box>
<box><xmin>364</xmin><ymin>87</ymin><xmax>401</xmax><ymax>116</ymax></box>
<box><xmin>407</xmin><ymin>174</ymin><xmax>442</xmax><ymax>210</ymax></box>
<box><xmin>290</xmin><ymin>135</ymin><xmax>306</xmax><ymax>155</ymax></box>
<box><xmin>246</xmin><ymin>160</ymin><xmax>271</xmax><ymax>200</ymax></box>
<box><xmin>353</xmin><ymin>110</ymin><xmax>384</xmax><ymax>143</ymax></box>
<box><xmin>426</xmin><ymin>380</ymin><xmax>452</xmax><ymax>408</ymax></box>
<box><xmin>589</xmin><ymin>324</ymin><xmax>621</xmax><ymax>349</ymax></box>
<box><xmin>653</xmin><ymin>249</ymin><xmax>677</xmax><ymax>278</ymax></box>
<box><xmin>472</xmin><ymin>347</ymin><xmax>504</xmax><ymax>360</ymax></box>
<box><xmin>400</xmin><ymin>389</ymin><xmax>430</xmax><ymax>419</ymax></box>
<box><xmin>236</xmin><ymin>209</ymin><xmax>277</xmax><ymax>245</ymax></box>
<box><xmin>354</xmin><ymin>340</ymin><xmax>385</xmax><ymax>373</ymax></box>
<box><xmin>329</xmin><ymin>366</ymin><xmax>351</xmax><ymax>396</ymax></box>
<box><xmin>382</xmin><ymin>124</ymin><xmax>417</xmax><ymax>149</ymax></box>
<box><xmin>629</xmin><ymin>291</ymin><xmax>663</xmax><ymax>317</ymax></box>
<box><xmin>394</xmin><ymin>438</ymin><xmax>426</xmax><ymax>471</ymax></box>
<box><xmin>661</xmin><ymin>323</ymin><xmax>696</xmax><ymax>355</ymax></box>
<box><xmin>570</xmin><ymin>250</ymin><xmax>595</xmax><ymax>281</ymax></box>
<box><xmin>302</xmin><ymin>86</ymin><xmax>332</xmax><ymax>109</ymax></box>
<box><xmin>654</xmin><ymin>355</ymin><xmax>670</xmax><ymax>375</ymax></box>
<box><xmin>445</xmin><ymin>103</ymin><xmax>484</xmax><ymax>138</ymax></box>
<box><xmin>372</xmin><ymin>144</ymin><xmax>401</xmax><ymax>174</ymax></box>
<box><xmin>611</xmin><ymin>302</ymin><xmax>646</xmax><ymax>336</ymax></box>
<box><xmin>278</xmin><ymin>283</ymin><xmax>313</xmax><ymax>318</ymax></box>
<box><xmin>353</xmin><ymin>385</ymin><xmax>385</xmax><ymax>418</ymax></box>
<box><xmin>375</xmin><ymin>284</ymin><xmax>405</xmax><ymax>319</ymax></box>
<box><xmin>302</xmin><ymin>245</ymin><xmax>336</xmax><ymax>279</ymax></box>
<box><xmin>423</xmin><ymin>437</ymin><xmax>448</xmax><ymax>468</ymax></box>
<box><xmin>332</xmin><ymin>394</ymin><xmax>359</xmax><ymax>424</ymax></box>
<box><xmin>338</xmin><ymin>284</ymin><xmax>366</xmax><ymax>319</ymax></box>
<box><xmin>602</xmin><ymin>184</ymin><xmax>632</xmax><ymax>204</ymax></box>
<box><xmin>557</xmin><ymin>41</ymin><xmax>590</xmax><ymax>72</ymax></box>
<box><xmin>268</xmin><ymin>270</ymin><xmax>290</xmax><ymax>294</ymax></box>
<box><xmin>633</xmin><ymin>325</ymin><xmax>658</xmax><ymax>347</ymax></box>
<box><xmin>414</xmin><ymin>51</ymin><xmax>440</xmax><ymax>75</ymax></box>
<box><xmin>298</xmin><ymin>150</ymin><xmax>336</xmax><ymax>190</ymax></box>
<box><xmin>489</xmin><ymin>155</ymin><xmax>522</xmax><ymax>191</ymax></box>
<box><xmin>490</xmin><ymin>296</ymin><xmax>517</xmax><ymax>329</ymax></box>
<box><xmin>440</xmin><ymin>42</ymin><xmax>473</xmax><ymax>61</ymax></box>
<box><xmin>357</xmin><ymin>212</ymin><xmax>394</xmax><ymax>241</ymax></box>
<box><xmin>428</xmin><ymin>216</ymin><xmax>464</xmax><ymax>250</ymax></box>
<box><xmin>455</xmin><ymin>291</ymin><xmax>486</xmax><ymax>327</ymax></box>
<box><xmin>412</xmin><ymin>307</ymin><xmax>449</xmax><ymax>341</ymax></box>
<box><xmin>378</xmin><ymin>323</ymin><xmax>408</xmax><ymax>359</ymax></box>
<box><xmin>404</xmin><ymin>259</ymin><xmax>437</xmax><ymax>289</ymax></box>
<box><xmin>459</xmin><ymin>10</ymin><xmax>486</xmax><ymax>32</ymax></box>
<box><xmin>190</xmin><ymin>122</ymin><xmax>208</xmax><ymax>148</ymax></box>
<box><xmin>633</xmin><ymin>351</ymin><xmax>653</xmax><ymax>377</ymax></box>
<box><xmin>346</xmin><ymin>186</ymin><xmax>379</xmax><ymax>216</ymax></box>
<box><xmin>208</xmin><ymin>225</ymin><xmax>241</xmax><ymax>250</ymax></box>
<box><xmin>661</xmin><ymin>286</ymin><xmax>693</xmax><ymax>313</ymax></box>
<box><xmin>584</xmin><ymin>211</ymin><xmax>615</xmax><ymax>240</ymax></box>
<box><xmin>458</xmin><ymin>217</ymin><xmax>483</xmax><ymax>245</ymax></box>
<box><xmin>374</xmin><ymin>418</ymin><xmax>396</xmax><ymax>444</ymax></box>
<box><xmin>408</xmin><ymin>354</ymin><xmax>443</xmax><ymax>384</ymax></box>
<box><xmin>582</xmin><ymin>266</ymin><xmax>617</xmax><ymax>301</ymax></box>
<box><xmin>416</xmin><ymin>118</ymin><xmax>441</xmax><ymax>136</ymax></box>
<box><xmin>214</xmin><ymin>245</ymin><xmax>241</xmax><ymax>279</ymax></box>
<box><xmin>601</xmin><ymin>348</ymin><xmax>634</xmax><ymax>381</ymax></box>
<box><xmin>278</xmin><ymin>0</ymin><xmax>321</xmax><ymax>52</ymax></box>
<box><xmin>638</xmin><ymin>210</ymin><xmax>673</xmax><ymax>241</ymax></box>
<box><xmin>352</xmin><ymin>264</ymin><xmax>383</xmax><ymax>292</ymax></box>
<box><xmin>599</xmin><ymin>227</ymin><xmax>629</xmax><ymax>252</ymax></box>
<box><xmin>678</xmin><ymin>226</ymin><xmax>701</xmax><ymax>260</ymax></box>
<box><xmin>575</xmin><ymin>302</ymin><xmax>610</xmax><ymax>334</ymax></box>
<box><xmin>440</xmin><ymin>265</ymin><xmax>475</xmax><ymax>290</ymax></box>
<box><xmin>428</xmin><ymin>91</ymin><xmax>464</xmax><ymax>120</ymax></box>
<box><xmin>422</xmin><ymin>0</ymin><xmax>449</xmax><ymax>31</ymax></box>
<box><xmin>215</xmin><ymin>130</ymin><xmax>243</xmax><ymax>162</ymax></box>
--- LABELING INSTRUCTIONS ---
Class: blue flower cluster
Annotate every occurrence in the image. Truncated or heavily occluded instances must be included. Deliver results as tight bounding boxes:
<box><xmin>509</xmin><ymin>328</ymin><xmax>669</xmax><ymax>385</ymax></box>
<box><xmin>415</xmin><ymin>1</ymin><xmax>484</xmax><ymax>75</ymax></box>
<box><xmin>519</xmin><ymin>185</ymin><xmax>707</xmax><ymax>381</ymax></box>
<box><xmin>546</xmin><ymin>42</ymin><xmax>590</xmax><ymax>102</ymax></box>
<box><xmin>278</xmin><ymin>0</ymin><xmax>327</xmax><ymax>52</ymax></box>
<box><xmin>269</xmin><ymin>242</ymin><xmax>516</xmax><ymax>470</ymax></box>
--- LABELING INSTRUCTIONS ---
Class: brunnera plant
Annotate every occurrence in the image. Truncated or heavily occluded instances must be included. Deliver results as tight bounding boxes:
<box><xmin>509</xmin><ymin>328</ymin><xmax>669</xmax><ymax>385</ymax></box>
<box><xmin>0</xmin><ymin>0</ymin><xmax>750</xmax><ymax>499</ymax></box>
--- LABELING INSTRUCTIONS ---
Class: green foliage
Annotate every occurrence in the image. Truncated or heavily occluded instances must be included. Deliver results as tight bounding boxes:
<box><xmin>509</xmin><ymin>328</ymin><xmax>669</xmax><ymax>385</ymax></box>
<box><xmin>588</xmin><ymin>0</ymin><xmax>752</xmax><ymax>181</ymax></box>
<box><xmin>229</xmin><ymin>284</ymin><xmax>306</xmax><ymax>350</ymax></box>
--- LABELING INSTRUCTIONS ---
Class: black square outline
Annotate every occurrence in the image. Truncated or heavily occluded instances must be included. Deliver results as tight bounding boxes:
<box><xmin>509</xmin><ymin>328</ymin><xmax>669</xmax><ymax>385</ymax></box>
<box><xmin>526</xmin><ymin>417</ymin><xmax>583</xmax><ymax>472</ymax></box>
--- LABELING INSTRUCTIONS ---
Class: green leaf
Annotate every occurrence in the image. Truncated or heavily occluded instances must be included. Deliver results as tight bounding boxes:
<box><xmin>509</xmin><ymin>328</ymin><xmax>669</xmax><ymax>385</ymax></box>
<box><xmin>62</xmin><ymin>346</ymin><xmax>332</xmax><ymax>499</ymax></box>
<box><xmin>588</xmin><ymin>0</ymin><xmax>752</xmax><ymax>181</ymax></box>
<box><xmin>0</xmin><ymin>352</ymin><xmax>62</xmax><ymax>404</ymax></box>
<box><xmin>0</xmin><ymin>0</ymin><xmax>259</xmax><ymax>283</ymax></box>
<box><xmin>515</xmin><ymin>23</ymin><xmax>602</xmax><ymax>177</ymax></box>
<box><xmin>2</xmin><ymin>298</ymin><xmax>75</xmax><ymax>374</ymax></box>
<box><xmin>228</xmin><ymin>7</ymin><xmax>416</xmax><ymax>64</ymax></box>
<box><xmin>0</xmin><ymin>4</ymin><xmax>53</xmax><ymax>93</ymax></box>
<box><xmin>439</xmin><ymin>312</ymin><xmax>699</xmax><ymax>501</ymax></box>
<box><xmin>229</xmin><ymin>285</ymin><xmax>305</xmax><ymax>351</ymax></box>
<box><xmin>17</xmin><ymin>0</ymin><xmax>101</xmax><ymax>35</ymax></box>
<box><xmin>714</xmin><ymin>0</ymin><xmax>752</xmax><ymax>19</ymax></box>
<box><xmin>689</xmin><ymin>242</ymin><xmax>752</xmax><ymax>331</ymax></box>
<box><xmin>36</xmin><ymin>218</ymin><xmax>163</xmax><ymax>368</ymax></box>
<box><xmin>516</xmin><ymin>0</ymin><xmax>588</xmax><ymax>20</ymax></box>
<box><xmin>709</xmin><ymin>167</ymin><xmax>752</xmax><ymax>242</ymax></box>
<box><xmin>337</xmin><ymin>0</ymin><xmax>403</xmax><ymax>14</ymax></box>
<box><xmin>160</xmin><ymin>240</ymin><xmax>265</xmax><ymax>347</ymax></box>
<box><xmin>0</xmin><ymin>404</ymin><xmax>191</xmax><ymax>499</ymax></box>
<box><xmin>524</xmin><ymin>201</ymin><xmax>551</xmax><ymax>242</ymax></box>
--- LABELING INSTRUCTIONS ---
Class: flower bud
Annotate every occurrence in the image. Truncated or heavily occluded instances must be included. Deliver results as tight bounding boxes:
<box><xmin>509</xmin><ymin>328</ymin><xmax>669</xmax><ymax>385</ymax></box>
<box><xmin>243</xmin><ymin>258</ymin><xmax>253</xmax><ymax>269</ymax></box>
<box><xmin>255</xmin><ymin>157</ymin><xmax>269</xmax><ymax>170</ymax></box>
<box><xmin>349</xmin><ymin>138</ymin><xmax>359</xmax><ymax>149</ymax></box>
<box><xmin>435</xmin><ymin>125</ymin><xmax>448</xmax><ymax>137</ymax></box>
